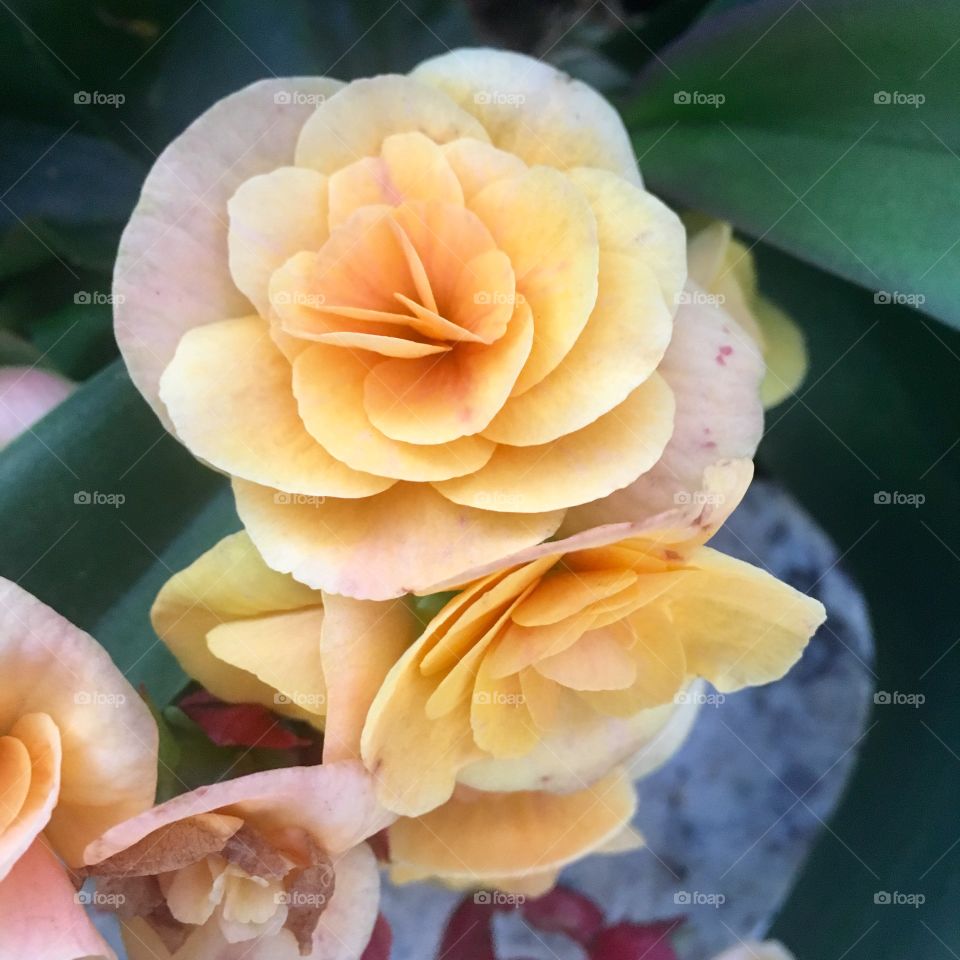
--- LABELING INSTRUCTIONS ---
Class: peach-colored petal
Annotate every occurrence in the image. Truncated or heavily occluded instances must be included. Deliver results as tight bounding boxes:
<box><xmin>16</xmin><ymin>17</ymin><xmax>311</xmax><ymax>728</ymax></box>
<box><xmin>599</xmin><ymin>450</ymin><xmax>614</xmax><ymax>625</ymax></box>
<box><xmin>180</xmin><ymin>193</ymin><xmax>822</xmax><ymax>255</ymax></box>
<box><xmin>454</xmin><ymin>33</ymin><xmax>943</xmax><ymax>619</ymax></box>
<box><xmin>434</xmin><ymin>373</ymin><xmax>675</xmax><ymax>513</ymax></box>
<box><xmin>227</xmin><ymin>166</ymin><xmax>329</xmax><ymax>318</ymax></box>
<box><xmin>0</xmin><ymin>713</ymin><xmax>60</xmax><ymax>880</ymax></box>
<box><xmin>512</xmin><ymin>569</ymin><xmax>638</xmax><ymax>627</ymax></box>
<box><xmin>233</xmin><ymin>479</ymin><xmax>564</xmax><ymax>601</ymax></box>
<box><xmin>481</xmin><ymin>254</ymin><xmax>672</xmax><ymax>445</ymax></box>
<box><xmin>389</xmin><ymin>768</ymin><xmax>636</xmax><ymax>886</ymax></box>
<box><xmin>295</xmin><ymin>75</ymin><xmax>489</xmax><ymax>174</ymax></box>
<box><xmin>441</xmin><ymin>137</ymin><xmax>527</xmax><ymax>201</ymax></box>
<box><xmin>86</xmin><ymin>763</ymin><xmax>392</xmax><ymax>867</ymax></box>
<box><xmin>307</xmin><ymin>331</ymin><xmax>450</xmax><ymax>358</ymax></box>
<box><xmin>412</xmin><ymin>48</ymin><xmax>641</xmax><ymax>185</ymax></box>
<box><xmin>115</xmin><ymin>76</ymin><xmax>342</xmax><ymax>429</ymax></box>
<box><xmin>562</xmin><ymin>290</ymin><xmax>764</xmax><ymax>532</ymax></box>
<box><xmin>0</xmin><ymin>367</ymin><xmax>74</xmax><ymax>448</ymax></box>
<box><xmin>363</xmin><ymin>299</ymin><xmax>533</xmax><ymax>444</ymax></box>
<box><xmin>0</xmin><ymin>839</ymin><xmax>115</xmax><ymax>960</ymax></box>
<box><xmin>470</xmin><ymin>166</ymin><xmax>599</xmax><ymax>393</ymax></box>
<box><xmin>0</xmin><ymin>577</ymin><xmax>157</xmax><ymax>867</ymax></box>
<box><xmin>567</xmin><ymin>167</ymin><xmax>686</xmax><ymax>308</ymax></box>
<box><xmin>293</xmin><ymin>343</ymin><xmax>495</xmax><ymax>482</ymax></box>
<box><xmin>327</xmin><ymin>131</ymin><xmax>464</xmax><ymax>228</ymax></box>
<box><xmin>534</xmin><ymin>626</ymin><xmax>637</xmax><ymax>691</ymax></box>
<box><xmin>152</xmin><ymin>532</ymin><xmax>323</xmax><ymax>720</ymax></box>
<box><xmin>160</xmin><ymin>316</ymin><xmax>395</xmax><ymax>497</ymax></box>
<box><xmin>319</xmin><ymin>593</ymin><xmax>418</xmax><ymax>763</ymax></box>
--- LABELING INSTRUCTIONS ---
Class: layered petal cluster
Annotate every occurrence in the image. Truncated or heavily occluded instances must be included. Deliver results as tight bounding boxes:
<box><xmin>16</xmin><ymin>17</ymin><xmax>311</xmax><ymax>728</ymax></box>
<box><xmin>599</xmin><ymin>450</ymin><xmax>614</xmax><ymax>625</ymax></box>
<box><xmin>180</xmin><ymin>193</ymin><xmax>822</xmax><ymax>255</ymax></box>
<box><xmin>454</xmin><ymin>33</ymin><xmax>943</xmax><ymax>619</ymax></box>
<box><xmin>83</xmin><ymin>762</ymin><xmax>393</xmax><ymax>960</ymax></box>
<box><xmin>687</xmin><ymin>219</ymin><xmax>808</xmax><ymax>408</ymax></box>
<box><xmin>361</xmin><ymin>484</ymin><xmax>826</xmax><ymax>817</ymax></box>
<box><xmin>0</xmin><ymin>577</ymin><xmax>158</xmax><ymax>960</ymax></box>
<box><xmin>110</xmin><ymin>48</ymin><xmax>741</xmax><ymax>601</ymax></box>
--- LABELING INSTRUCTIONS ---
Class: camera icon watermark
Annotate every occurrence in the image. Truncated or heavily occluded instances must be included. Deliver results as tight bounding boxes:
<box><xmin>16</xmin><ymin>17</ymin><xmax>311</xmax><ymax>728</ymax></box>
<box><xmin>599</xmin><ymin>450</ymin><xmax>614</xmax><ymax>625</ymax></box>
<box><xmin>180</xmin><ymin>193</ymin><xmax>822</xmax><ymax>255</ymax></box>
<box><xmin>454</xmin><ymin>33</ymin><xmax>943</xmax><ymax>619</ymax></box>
<box><xmin>74</xmin><ymin>91</ymin><xmax>125</xmax><ymax>108</ymax></box>
<box><xmin>674</xmin><ymin>90</ymin><xmax>725</xmax><ymax>108</ymax></box>
<box><xmin>74</xmin><ymin>491</ymin><xmax>125</xmax><ymax>509</ymax></box>
<box><xmin>874</xmin><ymin>91</ymin><xmax>924</xmax><ymax>108</ymax></box>
<box><xmin>273</xmin><ymin>90</ymin><xmax>327</xmax><ymax>106</ymax></box>
<box><xmin>873</xmin><ymin>491</ymin><xmax>925</xmax><ymax>508</ymax></box>
<box><xmin>873</xmin><ymin>690</ymin><xmax>925</xmax><ymax>708</ymax></box>
<box><xmin>874</xmin><ymin>891</ymin><xmax>925</xmax><ymax>908</ymax></box>
<box><xmin>473</xmin><ymin>890</ymin><xmax>526</xmax><ymax>906</ymax></box>
<box><xmin>674</xmin><ymin>890</ymin><xmax>725</xmax><ymax>908</ymax></box>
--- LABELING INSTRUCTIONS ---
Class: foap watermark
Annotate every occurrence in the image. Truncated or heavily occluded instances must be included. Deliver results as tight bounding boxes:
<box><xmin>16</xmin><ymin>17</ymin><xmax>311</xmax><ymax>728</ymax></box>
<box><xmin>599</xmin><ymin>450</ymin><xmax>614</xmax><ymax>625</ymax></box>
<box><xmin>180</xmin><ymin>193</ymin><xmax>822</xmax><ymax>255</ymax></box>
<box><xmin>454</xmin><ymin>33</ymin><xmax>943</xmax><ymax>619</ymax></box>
<box><xmin>874</xmin><ymin>91</ymin><xmax>925</xmax><ymax>108</ymax></box>
<box><xmin>75</xmin><ymin>291</ymin><xmax>125</xmax><ymax>306</ymax></box>
<box><xmin>75</xmin><ymin>690</ymin><xmax>128</xmax><ymax>707</ymax></box>
<box><xmin>274</xmin><ymin>492</ymin><xmax>326</xmax><ymax>507</ymax></box>
<box><xmin>874</xmin><ymin>690</ymin><xmax>925</xmax><ymax>708</ymax></box>
<box><xmin>274</xmin><ymin>691</ymin><xmax>327</xmax><ymax>710</ymax></box>
<box><xmin>74</xmin><ymin>491</ymin><xmax>125</xmax><ymax>508</ymax></box>
<box><xmin>74</xmin><ymin>90</ymin><xmax>125</xmax><ymax>108</ymax></box>
<box><xmin>675</xmin><ymin>690</ymin><xmax>726</xmax><ymax>707</ymax></box>
<box><xmin>271</xmin><ymin>291</ymin><xmax>326</xmax><ymax>308</ymax></box>
<box><xmin>474</xmin><ymin>890</ymin><xmax>525</xmax><ymax>906</ymax></box>
<box><xmin>676</xmin><ymin>289</ymin><xmax>725</xmax><ymax>307</ymax></box>
<box><xmin>874</xmin><ymin>290</ymin><xmax>926</xmax><ymax>307</ymax></box>
<box><xmin>75</xmin><ymin>889</ymin><xmax>126</xmax><ymax>907</ymax></box>
<box><xmin>276</xmin><ymin>891</ymin><xmax>329</xmax><ymax>907</ymax></box>
<box><xmin>273</xmin><ymin>90</ymin><xmax>327</xmax><ymax>107</ymax></box>
<box><xmin>474</xmin><ymin>290</ymin><xmax>525</xmax><ymax>306</ymax></box>
<box><xmin>874</xmin><ymin>891</ymin><xmax>925</xmax><ymax>908</ymax></box>
<box><xmin>674</xmin><ymin>490</ymin><xmax>726</xmax><ymax>506</ymax></box>
<box><xmin>674</xmin><ymin>890</ymin><xmax>725</xmax><ymax>908</ymax></box>
<box><xmin>674</xmin><ymin>90</ymin><xmax>725</xmax><ymax>108</ymax></box>
<box><xmin>873</xmin><ymin>491</ymin><xmax>925</xmax><ymax>508</ymax></box>
<box><xmin>473</xmin><ymin>90</ymin><xmax>526</xmax><ymax>107</ymax></box>
<box><xmin>474</xmin><ymin>690</ymin><xmax>526</xmax><ymax>707</ymax></box>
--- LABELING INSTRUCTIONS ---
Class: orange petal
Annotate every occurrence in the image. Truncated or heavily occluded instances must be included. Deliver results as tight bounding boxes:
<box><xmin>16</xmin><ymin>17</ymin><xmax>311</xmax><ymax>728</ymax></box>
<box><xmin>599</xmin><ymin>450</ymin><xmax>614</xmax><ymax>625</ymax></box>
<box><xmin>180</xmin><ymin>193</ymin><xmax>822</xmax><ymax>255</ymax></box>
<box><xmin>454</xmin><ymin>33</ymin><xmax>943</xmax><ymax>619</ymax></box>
<box><xmin>534</xmin><ymin>625</ymin><xmax>638</xmax><ymax>691</ymax></box>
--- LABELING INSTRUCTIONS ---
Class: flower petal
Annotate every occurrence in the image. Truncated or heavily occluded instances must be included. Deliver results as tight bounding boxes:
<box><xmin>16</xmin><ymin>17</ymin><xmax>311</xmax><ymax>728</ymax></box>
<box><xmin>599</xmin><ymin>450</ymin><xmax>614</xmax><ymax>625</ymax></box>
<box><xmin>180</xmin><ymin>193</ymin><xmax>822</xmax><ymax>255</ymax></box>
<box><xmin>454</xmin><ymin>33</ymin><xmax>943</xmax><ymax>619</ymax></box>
<box><xmin>469</xmin><ymin>166</ymin><xmax>599</xmax><ymax>393</ymax></box>
<box><xmin>0</xmin><ymin>840</ymin><xmax>115</xmax><ymax>960</ymax></box>
<box><xmin>0</xmin><ymin>367</ymin><xmax>74</xmax><ymax>448</ymax></box>
<box><xmin>293</xmin><ymin>343</ymin><xmax>496</xmax><ymax>482</ymax></box>
<box><xmin>481</xmin><ymin>254</ymin><xmax>672</xmax><ymax>445</ymax></box>
<box><xmin>233</xmin><ymin>479</ymin><xmax>564</xmax><ymax>601</ymax></box>
<box><xmin>227</xmin><ymin>166</ymin><xmax>329</xmax><ymax>318</ymax></box>
<box><xmin>160</xmin><ymin>316</ymin><xmax>394</xmax><ymax>497</ymax></box>
<box><xmin>388</xmin><ymin>768</ymin><xmax>636</xmax><ymax>885</ymax></box>
<box><xmin>295</xmin><ymin>75</ymin><xmax>489</xmax><ymax>174</ymax></box>
<box><xmin>0</xmin><ymin>577</ymin><xmax>157</xmax><ymax>868</ymax></box>
<box><xmin>434</xmin><ymin>373</ymin><xmax>675</xmax><ymax>513</ymax></box>
<box><xmin>320</xmin><ymin>594</ymin><xmax>418</xmax><ymax>763</ymax></box>
<box><xmin>412</xmin><ymin>48</ymin><xmax>641</xmax><ymax>185</ymax></box>
<box><xmin>115</xmin><ymin>76</ymin><xmax>342</xmax><ymax>428</ymax></box>
<box><xmin>561</xmin><ymin>290</ymin><xmax>764</xmax><ymax>533</ymax></box>
<box><xmin>441</xmin><ymin>137</ymin><xmax>527</xmax><ymax>201</ymax></box>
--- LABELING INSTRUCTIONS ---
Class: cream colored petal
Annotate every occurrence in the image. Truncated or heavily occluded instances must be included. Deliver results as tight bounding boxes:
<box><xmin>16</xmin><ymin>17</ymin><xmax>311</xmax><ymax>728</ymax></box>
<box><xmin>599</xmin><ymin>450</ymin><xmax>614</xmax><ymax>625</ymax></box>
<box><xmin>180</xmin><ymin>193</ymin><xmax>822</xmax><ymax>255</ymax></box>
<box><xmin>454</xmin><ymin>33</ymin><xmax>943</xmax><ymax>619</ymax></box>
<box><xmin>320</xmin><ymin>593</ymin><xmax>418</xmax><ymax>763</ymax></box>
<box><xmin>512</xmin><ymin>569</ymin><xmax>638</xmax><ymax>627</ymax></box>
<box><xmin>686</xmin><ymin>220</ymin><xmax>731</xmax><ymax>289</ymax></box>
<box><xmin>234</xmin><ymin>479</ymin><xmax>564</xmax><ymax>601</ymax></box>
<box><xmin>160</xmin><ymin>316</ymin><xmax>394</xmax><ymax>497</ymax></box>
<box><xmin>0</xmin><ymin>578</ymin><xmax>157</xmax><ymax>869</ymax></box>
<box><xmin>227</xmin><ymin>167</ymin><xmax>329</xmax><ymax>318</ymax></box>
<box><xmin>309</xmin><ymin>331</ymin><xmax>450</xmax><ymax>358</ymax></box>
<box><xmin>482</xmin><ymin>253</ymin><xmax>672</xmax><ymax>445</ymax></box>
<box><xmin>435</xmin><ymin>373</ymin><xmax>675</xmax><ymax>513</ymax></box>
<box><xmin>567</xmin><ymin>166</ymin><xmax>686</xmax><ymax>308</ymax></box>
<box><xmin>535</xmin><ymin>626</ymin><xmax>637</xmax><ymax>691</ymax></box>
<box><xmin>561</xmin><ymin>290</ymin><xmax>764</xmax><ymax>533</ymax></box>
<box><xmin>152</xmin><ymin>532</ymin><xmax>322</xmax><ymax>717</ymax></box>
<box><xmin>389</xmin><ymin>767</ymin><xmax>636</xmax><ymax>885</ymax></box>
<box><xmin>296</xmin><ymin>75</ymin><xmax>489</xmax><ymax>174</ymax></box>
<box><xmin>207</xmin><ymin>608</ymin><xmax>327</xmax><ymax>720</ymax></box>
<box><xmin>470</xmin><ymin>166</ymin><xmax>599</xmax><ymax>393</ymax></box>
<box><xmin>363</xmin><ymin>299</ymin><xmax>533</xmax><ymax>444</ymax></box>
<box><xmin>293</xmin><ymin>343</ymin><xmax>495</xmax><ymax>482</ymax></box>
<box><xmin>164</xmin><ymin>858</ymin><xmax>220</xmax><ymax>926</ymax></box>
<box><xmin>471</xmin><ymin>661</ymin><xmax>539</xmax><ymax>759</ymax></box>
<box><xmin>713</xmin><ymin>941</ymin><xmax>796</xmax><ymax>960</ymax></box>
<box><xmin>412</xmin><ymin>48</ymin><xmax>641</xmax><ymax>185</ymax></box>
<box><xmin>483</xmin><ymin>614</ymin><xmax>595</xmax><ymax>680</ymax></box>
<box><xmin>753</xmin><ymin>296</ymin><xmax>808</xmax><ymax>409</ymax></box>
<box><xmin>441</xmin><ymin>137</ymin><xmax>527</xmax><ymax>201</ymax></box>
<box><xmin>115</xmin><ymin>76</ymin><xmax>343</xmax><ymax>429</ymax></box>
<box><xmin>665</xmin><ymin>547</ymin><xmax>825</xmax><ymax>692</ymax></box>
<box><xmin>327</xmin><ymin>131</ymin><xmax>464</xmax><ymax>228</ymax></box>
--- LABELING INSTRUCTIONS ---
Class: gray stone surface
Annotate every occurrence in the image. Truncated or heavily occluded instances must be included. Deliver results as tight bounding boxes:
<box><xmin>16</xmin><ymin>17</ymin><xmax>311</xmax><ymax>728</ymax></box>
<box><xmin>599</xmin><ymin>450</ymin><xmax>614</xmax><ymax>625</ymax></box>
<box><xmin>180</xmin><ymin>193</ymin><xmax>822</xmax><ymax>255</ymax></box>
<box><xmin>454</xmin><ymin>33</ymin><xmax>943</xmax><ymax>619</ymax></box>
<box><xmin>383</xmin><ymin>480</ymin><xmax>876</xmax><ymax>960</ymax></box>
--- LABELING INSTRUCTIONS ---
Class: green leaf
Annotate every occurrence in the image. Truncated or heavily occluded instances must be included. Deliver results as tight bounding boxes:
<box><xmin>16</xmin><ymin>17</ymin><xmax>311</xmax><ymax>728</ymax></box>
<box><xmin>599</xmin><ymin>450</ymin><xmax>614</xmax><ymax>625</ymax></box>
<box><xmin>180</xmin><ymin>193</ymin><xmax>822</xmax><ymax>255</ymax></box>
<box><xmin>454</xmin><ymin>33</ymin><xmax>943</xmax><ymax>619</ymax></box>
<box><xmin>624</xmin><ymin>0</ymin><xmax>960</xmax><ymax>329</ymax></box>
<box><xmin>0</xmin><ymin>360</ymin><xmax>239</xmax><ymax>704</ymax></box>
<box><xmin>752</xmin><ymin>243</ymin><xmax>960</xmax><ymax>959</ymax></box>
<box><xmin>0</xmin><ymin>328</ymin><xmax>43</xmax><ymax>367</ymax></box>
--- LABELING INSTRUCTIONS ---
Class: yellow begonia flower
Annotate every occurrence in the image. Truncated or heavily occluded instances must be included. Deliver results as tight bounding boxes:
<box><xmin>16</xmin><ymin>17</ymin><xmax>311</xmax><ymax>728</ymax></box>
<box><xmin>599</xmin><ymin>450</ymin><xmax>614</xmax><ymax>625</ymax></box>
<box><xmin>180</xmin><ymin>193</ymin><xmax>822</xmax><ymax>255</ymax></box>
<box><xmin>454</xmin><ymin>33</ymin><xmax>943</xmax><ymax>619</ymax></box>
<box><xmin>686</xmin><ymin>219</ymin><xmax>809</xmax><ymax>408</ymax></box>
<box><xmin>114</xmin><ymin>48</ymin><xmax>767</xmax><ymax>601</ymax></box>
<box><xmin>361</xmin><ymin>479</ymin><xmax>826</xmax><ymax>817</ymax></box>
<box><xmin>83</xmin><ymin>761</ymin><xmax>393</xmax><ymax>960</ymax></box>
<box><xmin>151</xmin><ymin>535</ymin><xmax>697</xmax><ymax>896</ymax></box>
<box><xmin>0</xmin><ymin>577</ymin><xmax>158</xmax><ymax>960</ymax></box>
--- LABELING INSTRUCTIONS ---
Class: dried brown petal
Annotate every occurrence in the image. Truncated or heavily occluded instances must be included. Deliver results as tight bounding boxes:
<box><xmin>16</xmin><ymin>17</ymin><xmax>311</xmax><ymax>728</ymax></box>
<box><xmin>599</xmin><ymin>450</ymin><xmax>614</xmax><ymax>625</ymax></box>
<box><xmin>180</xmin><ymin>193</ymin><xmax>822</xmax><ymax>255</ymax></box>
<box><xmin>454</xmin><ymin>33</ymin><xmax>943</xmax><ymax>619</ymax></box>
<box><xmin>98</xmin><ymin>875</ymin><xmax>164</xmax><ymax>919</ymax></box>
<box><xmin>85</xmin><ymin>813</ymin><xmax>243</xmax><ymax>877</ymax></box>
<box><xmin>145</xmin><ymin>902</ymin><xmax>191</xmax><ymax>954</ymax></box>
<box><xmin>283</xmin><ymin>837</ymin><xmax>336</xmax><ymax>957</ymax></box>
<box><xmin>222</xmin><ymin>823</ymin><xmax>290</xmax><ymax>880</ymax></box>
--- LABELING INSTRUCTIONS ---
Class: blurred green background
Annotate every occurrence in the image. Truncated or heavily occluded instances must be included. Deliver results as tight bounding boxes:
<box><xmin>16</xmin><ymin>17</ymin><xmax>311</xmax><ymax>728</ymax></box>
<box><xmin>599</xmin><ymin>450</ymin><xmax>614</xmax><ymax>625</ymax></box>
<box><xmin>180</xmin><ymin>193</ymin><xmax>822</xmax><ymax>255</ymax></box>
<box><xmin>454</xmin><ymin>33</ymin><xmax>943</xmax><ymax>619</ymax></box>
<box><xmin>1</xmin><ymin>1</ymin><xmax>958</xmax><ymax>957</ymax></box>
